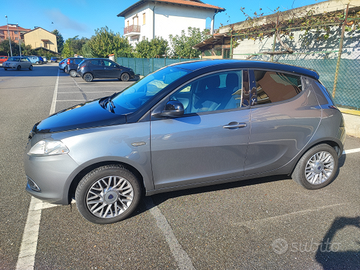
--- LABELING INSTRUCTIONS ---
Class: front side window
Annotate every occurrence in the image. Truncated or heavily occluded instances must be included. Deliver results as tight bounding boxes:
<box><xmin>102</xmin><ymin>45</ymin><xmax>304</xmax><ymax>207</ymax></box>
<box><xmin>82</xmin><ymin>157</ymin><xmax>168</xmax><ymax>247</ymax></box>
<box><xmin>170</xmin><ymin>70</ymin><xmax>244</xmax><ymax>114</ymax></box>
<box><xmin>253</xmin><ymin>70</ymin><xmax>302</xmax><ymax>105</ymax></box>
<box><xmin>112</xmin><ymin>66</ymin><xmax>190</xmax><ymax>114</ymax></box>
<box><xmin>103</xmin><ymin>60</ymin><xmax>116</xmax><ymax>67</ymax></box>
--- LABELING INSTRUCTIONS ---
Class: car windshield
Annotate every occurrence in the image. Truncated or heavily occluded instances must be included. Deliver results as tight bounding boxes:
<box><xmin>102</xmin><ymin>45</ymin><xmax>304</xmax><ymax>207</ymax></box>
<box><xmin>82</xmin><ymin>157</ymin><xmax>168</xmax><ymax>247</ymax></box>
<box><xmin>111</xmin><ymin>66</ymin><xmax>190</xmax><ymax>114</ymax></box>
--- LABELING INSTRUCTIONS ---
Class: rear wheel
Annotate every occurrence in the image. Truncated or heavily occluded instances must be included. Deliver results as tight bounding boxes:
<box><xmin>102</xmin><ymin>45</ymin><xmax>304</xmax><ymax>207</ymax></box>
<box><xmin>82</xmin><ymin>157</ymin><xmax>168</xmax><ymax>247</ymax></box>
<box><xmin>83</xmin><ymin>73</ymin><xmax>93</xmax><ymax>82</ymax></box>
<box><xmin>69</xmin><ymin>69</ymin><xmax>77</xmax><ymax>77</ymax></box>
<box><xmin>292</xmin><ymin>144</ymin><xmax>338</xmax><ymax>189</ymax></box>
<box><xmin>75</xmin><ymin>165</ymin><xmax>142</xmax><ymax>224</ymax></box>
<box><xmin>29</xmin><ymin>65</ymin><xmax>33</xmax><ymax>71</ymax></box>
<box><xmin>120</xmin><ymin>72</ymin><xmax>130</xmax><ymax>81</ymax></box>
<box><xmin>17</xmin><ymin>65</ymin><xmax>21</xmax><ymax>71</ymax></box>
<box><xmin>4</xmin><ymin>68</ymin><xmax>7</xmax><ymax>71</ymax></box>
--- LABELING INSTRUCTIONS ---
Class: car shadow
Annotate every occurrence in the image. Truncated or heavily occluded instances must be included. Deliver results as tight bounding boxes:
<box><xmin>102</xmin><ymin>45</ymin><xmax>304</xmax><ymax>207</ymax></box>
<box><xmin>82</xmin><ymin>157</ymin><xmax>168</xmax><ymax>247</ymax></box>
<box><xmin>132</xmin><ymin>152</ymin><xmax>347</xmax><ymax>220</ymax></box>
<box><xmin>315</xmin><ymin>216</ymin><xmax>360</xmax><ymax>269</ymax></box>
<box><xmin>132</xmin><ymin>174</ymin><xmax>290</xmax><ymax>218</ymax></box>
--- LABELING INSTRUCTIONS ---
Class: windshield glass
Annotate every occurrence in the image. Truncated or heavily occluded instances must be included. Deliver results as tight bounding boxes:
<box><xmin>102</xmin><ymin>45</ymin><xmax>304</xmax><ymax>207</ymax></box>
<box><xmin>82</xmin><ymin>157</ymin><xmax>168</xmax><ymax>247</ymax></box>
<box><xmin>111</xmin><ymin>66</ymin><xmax>190</xmax><ymax>114</ymax></box>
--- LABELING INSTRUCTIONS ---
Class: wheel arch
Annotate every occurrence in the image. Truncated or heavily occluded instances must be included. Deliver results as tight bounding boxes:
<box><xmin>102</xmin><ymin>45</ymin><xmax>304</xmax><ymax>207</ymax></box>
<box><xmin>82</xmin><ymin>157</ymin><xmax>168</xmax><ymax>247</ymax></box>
<box><xmin>288</xmin><ymin>138</ymin><xmax>343</xmax><ymax>176</ymax></box>
<box><xmin>67</xmin><ymin>159</ymin><xmax>148</xmax><ymax>204</ymax></box>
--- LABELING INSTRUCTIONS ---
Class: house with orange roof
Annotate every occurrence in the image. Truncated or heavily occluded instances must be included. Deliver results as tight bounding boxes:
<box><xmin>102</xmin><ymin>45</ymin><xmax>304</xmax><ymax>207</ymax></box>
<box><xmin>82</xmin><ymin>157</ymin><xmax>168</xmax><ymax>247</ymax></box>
<box><xmin>117</xmin><ymin>0</ymin><xmax>224</xmax><ymax>47</ymax></box>
<box><xmin>0</xmin><ymin>24</ymin><xmax>31</xmax><ymax>43</ymax></box>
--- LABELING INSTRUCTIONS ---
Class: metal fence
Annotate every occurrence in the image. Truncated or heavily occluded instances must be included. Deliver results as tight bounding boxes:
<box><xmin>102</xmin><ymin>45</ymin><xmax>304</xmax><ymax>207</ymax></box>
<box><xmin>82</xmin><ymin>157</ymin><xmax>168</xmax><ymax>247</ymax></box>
<box><xmin>116</xmin><ymin>57</ymin><xmax>200</xmax><ymax>77</ymax></box>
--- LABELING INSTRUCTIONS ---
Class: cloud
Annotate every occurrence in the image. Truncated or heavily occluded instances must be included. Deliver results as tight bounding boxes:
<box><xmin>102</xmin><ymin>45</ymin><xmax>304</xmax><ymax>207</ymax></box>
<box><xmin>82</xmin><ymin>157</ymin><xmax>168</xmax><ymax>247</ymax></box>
<box><xmin>46</xmin><ymin>9</ymin><xmax>88</xmax><ymax>32</ymax></box>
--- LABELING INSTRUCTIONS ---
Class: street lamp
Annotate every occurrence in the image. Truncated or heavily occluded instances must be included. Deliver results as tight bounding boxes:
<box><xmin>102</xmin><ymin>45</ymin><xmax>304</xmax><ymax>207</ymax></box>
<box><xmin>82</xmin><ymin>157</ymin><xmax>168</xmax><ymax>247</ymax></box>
<box><xmin>5</xmin><ymin>15</ymin><xmax>13</xmax><ymax>57</ymax></box>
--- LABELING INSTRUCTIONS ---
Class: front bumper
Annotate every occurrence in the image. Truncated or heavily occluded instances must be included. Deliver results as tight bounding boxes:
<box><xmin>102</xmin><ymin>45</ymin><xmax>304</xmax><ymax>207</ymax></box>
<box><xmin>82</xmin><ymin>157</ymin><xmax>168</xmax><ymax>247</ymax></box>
<box><xmin>3</xmin><ymin>64</ymin><xmax>16</xmax><ymax>69</ymax></box>
<box><xmin>24</xmin><ymin>147</ymin><xmax>80</xmax><ymax>204</ymax></box>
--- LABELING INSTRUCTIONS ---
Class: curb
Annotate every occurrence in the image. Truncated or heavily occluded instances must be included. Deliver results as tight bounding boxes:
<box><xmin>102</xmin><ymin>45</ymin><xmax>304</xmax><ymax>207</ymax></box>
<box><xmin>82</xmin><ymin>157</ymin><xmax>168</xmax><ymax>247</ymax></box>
<box><xmin>339</xmin><ymin>108</ymin><xmax>360</xmax><ymax>138</ymax></box>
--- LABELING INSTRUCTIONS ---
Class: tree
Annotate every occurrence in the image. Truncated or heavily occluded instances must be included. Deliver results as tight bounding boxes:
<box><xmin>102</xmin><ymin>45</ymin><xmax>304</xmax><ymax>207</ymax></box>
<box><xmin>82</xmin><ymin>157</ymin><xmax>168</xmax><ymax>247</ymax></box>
<box><xmin>62</xmin><ymin>38</ymin><xmax>75</xmax><ymax>58</ymax></box>
<box><xmin>52</xmin><ymin>29</ymin><xmax>64</xmax><ymax>53</ymax></box>
<box><xmin>61</xmin><ymin>36</ymin><xmax>88</xmax><ymax>57</ymax></box>
<box><xmin>0</xmin><ymin>39</ymin><xmax>34</xmax><ymax>56</ymax></box>
<box><xmin>86</xmin><ymin>26</ymin><xmax>133</xmax><ymax>58</ymax></box>
<box><xmin>169</xmin><ymin>27</ymin><xmax>211</xmax><ymax>58</ymax></box>
<box><xmin>135</xmin><ymin>37</ymin><xmax>169</xmax><ymax>58</ymax></box>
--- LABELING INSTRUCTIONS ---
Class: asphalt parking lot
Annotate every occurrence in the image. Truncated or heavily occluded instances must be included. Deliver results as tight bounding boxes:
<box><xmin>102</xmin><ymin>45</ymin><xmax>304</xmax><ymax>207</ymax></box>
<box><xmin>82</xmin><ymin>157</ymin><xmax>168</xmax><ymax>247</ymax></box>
<box><xmin>0</xmin><ymin>63</ymin><xmax>359</xmax><ymax>270</ymax></box>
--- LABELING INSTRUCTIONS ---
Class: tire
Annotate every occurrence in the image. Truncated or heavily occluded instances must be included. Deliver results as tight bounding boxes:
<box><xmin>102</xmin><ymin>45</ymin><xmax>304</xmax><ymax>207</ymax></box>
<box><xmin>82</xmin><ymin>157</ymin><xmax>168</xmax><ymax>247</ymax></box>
<box><xmin>69</xmin><ymin>69</ymin><xmax>77</xmax><ymax>77</ymax></box>
<box><xmin>17</xmin><ymin>65</ymin><xmax>21</xmax><ymax>71</ymax></box>
<box><xmin>292</xmin><ymin>144</ymin><xmax>339</xmax><ymax>190</ymax></box>
<box><xmin>75</xmin><ymin>165</ymin><xmax>142</xmax><ymax>224</ymax></box>
<box><xmin>83</xmin><ymin>73</ymin><xmax>93</xmax><ymax>82</ymax></box>
<box><xmin>4</xmin><ymin>68</ymin><xmax>7</xmax><ymax>71</ymax></box>
<box><xmin>120</xmin><ymin>72</ymin><xmax>130</xmax><ymax>81</ymax></box>
<box><xmin>29</xmin><ymin>65</ymin><xmax>33</xmax><ymax>71</ymax></box>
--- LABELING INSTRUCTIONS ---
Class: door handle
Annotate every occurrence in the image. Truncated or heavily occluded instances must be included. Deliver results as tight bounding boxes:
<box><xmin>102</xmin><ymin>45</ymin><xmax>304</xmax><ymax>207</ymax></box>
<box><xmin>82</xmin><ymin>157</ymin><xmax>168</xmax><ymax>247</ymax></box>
<box><xmin>223</xmin><ymin>122</ymin><xmax>247</xmax><ymax>129</ymax></box>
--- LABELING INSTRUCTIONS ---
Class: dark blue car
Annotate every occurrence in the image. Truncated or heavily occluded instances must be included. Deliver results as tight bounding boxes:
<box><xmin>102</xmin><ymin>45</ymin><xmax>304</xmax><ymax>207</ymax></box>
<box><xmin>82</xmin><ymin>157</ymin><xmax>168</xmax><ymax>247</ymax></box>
<box><xmin>77</xmin><ymin>58</ymin><xmax>135</xmax><ymax>82</ymax></box>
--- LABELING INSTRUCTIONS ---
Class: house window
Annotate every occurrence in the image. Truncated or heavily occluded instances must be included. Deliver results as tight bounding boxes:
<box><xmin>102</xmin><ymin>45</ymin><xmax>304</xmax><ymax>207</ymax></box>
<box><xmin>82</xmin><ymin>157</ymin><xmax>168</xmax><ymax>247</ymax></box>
<box><xmin>143</xmin><ymin>13</ymin><xmax>146</xmax><ymax>25</ymax></box>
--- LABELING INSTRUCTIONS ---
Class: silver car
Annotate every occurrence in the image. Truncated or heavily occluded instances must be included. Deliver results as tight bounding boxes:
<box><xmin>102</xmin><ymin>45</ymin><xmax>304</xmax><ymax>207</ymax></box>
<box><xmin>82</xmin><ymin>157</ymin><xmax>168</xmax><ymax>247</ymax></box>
<box><xmin>25</xmin><ymin>60</ymin><xmax>345</xmax><ymax>224</ymax></box>
<box><xmin>3</xmin><ymin>56</ymin><xmax>33</xmax><ymax>71</ymax></box>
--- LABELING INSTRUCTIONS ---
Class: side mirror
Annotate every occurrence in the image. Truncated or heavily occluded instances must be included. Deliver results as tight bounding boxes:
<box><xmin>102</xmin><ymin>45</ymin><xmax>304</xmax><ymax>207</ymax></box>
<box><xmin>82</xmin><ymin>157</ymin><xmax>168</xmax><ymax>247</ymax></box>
<box><xmin>153</xmin><ymin>100</ymin><xmax>184</xmax><ymax>118</ymax></box>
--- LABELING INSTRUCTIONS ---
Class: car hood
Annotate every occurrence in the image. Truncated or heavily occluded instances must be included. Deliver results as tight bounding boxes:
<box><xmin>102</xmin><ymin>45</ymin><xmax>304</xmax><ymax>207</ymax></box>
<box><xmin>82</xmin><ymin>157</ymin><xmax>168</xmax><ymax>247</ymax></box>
<box><xmin>33</xmin><ymin>99</ymin><xmax>127</xmax><ymax>134</ymax></box>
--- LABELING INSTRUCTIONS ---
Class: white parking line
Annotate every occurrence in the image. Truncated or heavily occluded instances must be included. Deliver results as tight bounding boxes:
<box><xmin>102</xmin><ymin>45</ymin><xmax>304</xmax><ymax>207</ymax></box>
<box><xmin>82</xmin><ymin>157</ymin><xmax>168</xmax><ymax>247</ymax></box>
<box><xmin>16</xmin><ymin>69</ymin><xmax>60</xmax><ymax>270</ymax></box>
<box><xmin>344</xmin><ymin>148</ymin><xmax>360</xmax><ymax>154</ymax></box>
<box><xmin>145</xmin><ymin>197</ymin><xmax>195</xmax><ymax>270</ymax></box>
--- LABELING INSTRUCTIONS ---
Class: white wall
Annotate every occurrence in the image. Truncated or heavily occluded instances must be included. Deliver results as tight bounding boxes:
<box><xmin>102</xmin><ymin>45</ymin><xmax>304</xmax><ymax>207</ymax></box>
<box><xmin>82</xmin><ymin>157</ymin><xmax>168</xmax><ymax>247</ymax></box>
<box><xmin>123</xmin><ymin>2</ymin><xmax>214</xmax><ymax>47</ymax></box>
<box><xmin>232</xmin><ymin>27</ymin><xmax>360</xmax><ymax>60</ymax></box>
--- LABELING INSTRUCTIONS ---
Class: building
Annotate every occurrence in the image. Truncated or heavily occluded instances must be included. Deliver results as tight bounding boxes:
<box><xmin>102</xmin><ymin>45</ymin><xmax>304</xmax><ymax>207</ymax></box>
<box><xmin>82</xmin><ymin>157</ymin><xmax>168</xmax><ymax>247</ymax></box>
<box><xmin>117</xmin><ymin>0</ymin><xmax>225</xmax><ymax>47</ymax></box>
<box><xmin>194</xmin><ymin>0</ymin><xmax>360</xmax><ymax>60</ymax></box>
<box><xmin>0</xmin><ymin>24</ymin><xmax>30</xmax><ymax>43</ymax></box>
<box><xmin>23</xmin><ymin>27</ymin><xmax>58</xmax><ymax>53</ymax></box>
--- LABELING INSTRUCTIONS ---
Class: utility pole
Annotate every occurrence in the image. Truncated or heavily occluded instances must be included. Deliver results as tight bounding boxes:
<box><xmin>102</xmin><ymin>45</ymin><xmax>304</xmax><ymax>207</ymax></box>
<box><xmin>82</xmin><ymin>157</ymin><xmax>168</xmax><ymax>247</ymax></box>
<box><xmin>5</xmin><ymin>15</ymin><xmax>13</xmax><ymax>57</ymax></box>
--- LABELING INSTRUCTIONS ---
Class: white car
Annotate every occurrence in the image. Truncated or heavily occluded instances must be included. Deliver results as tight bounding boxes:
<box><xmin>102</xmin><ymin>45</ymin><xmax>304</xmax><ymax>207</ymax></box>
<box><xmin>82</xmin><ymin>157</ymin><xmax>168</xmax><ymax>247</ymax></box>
<box><xmin>3</xmin><ymin>56</ymin><xmax>33</xmax><ymax>71</ymax></box>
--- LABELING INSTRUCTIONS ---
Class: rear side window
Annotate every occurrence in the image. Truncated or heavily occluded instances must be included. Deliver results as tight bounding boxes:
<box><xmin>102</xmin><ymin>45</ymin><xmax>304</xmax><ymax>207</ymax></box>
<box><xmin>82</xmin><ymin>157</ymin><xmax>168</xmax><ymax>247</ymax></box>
<box><xmin>90</xmin><ymin>60</ymin><xmax>102</xmax><ymax>66</ymax></box>
<box><xmin>253</xmin><ymin>70</ymin><xmax>302</xmax><ymax>105</ymax></box>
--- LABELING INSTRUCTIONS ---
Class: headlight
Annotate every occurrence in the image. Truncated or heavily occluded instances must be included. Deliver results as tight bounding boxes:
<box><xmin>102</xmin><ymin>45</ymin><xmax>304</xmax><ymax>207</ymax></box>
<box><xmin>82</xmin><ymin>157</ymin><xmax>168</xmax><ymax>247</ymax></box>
<box><xmin>28</xmin><ymin>140</ymin><xmax>69</xmax><ymax>156</ymax></box>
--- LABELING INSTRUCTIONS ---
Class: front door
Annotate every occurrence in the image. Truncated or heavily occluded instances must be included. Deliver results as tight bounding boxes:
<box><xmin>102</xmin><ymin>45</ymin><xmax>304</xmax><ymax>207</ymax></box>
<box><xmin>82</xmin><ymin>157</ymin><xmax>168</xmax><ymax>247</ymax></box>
<box><xmin>150</xmin><ymin>70</ymin><xmax>251</xmax><ymax>190</ymax></box>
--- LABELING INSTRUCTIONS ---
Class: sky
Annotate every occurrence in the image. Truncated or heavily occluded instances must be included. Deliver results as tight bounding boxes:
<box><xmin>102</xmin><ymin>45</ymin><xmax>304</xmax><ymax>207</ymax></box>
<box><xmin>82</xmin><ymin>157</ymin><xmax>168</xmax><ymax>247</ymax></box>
<box><xmin>3</xmin><ymin>0</ymin><xmax>327</xmax><ymax>40</ymax></box>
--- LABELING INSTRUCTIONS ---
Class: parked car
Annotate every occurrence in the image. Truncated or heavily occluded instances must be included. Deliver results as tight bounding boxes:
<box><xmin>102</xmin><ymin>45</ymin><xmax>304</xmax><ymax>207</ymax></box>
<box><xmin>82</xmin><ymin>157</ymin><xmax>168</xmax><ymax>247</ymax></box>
<box><xmin>25</xmin><ymin>60</ymin><xmax>345</xmax><ymax>224</ymax></box>
<box><xmin>27</xmin><ymin>55</ymin><xmax>43</xmax><ymax>65</ymax></box>
<box><xmin>77</xmin><ymin>58</ymin><xmax>135</xmax><ymax>82</ymax></box>
<box><xmin>64</xmin><ymin>57</ymin><xmax>85</xmax><ymax>77</ymax></box>
<box><xmin>58</xmin><ymin>58</ymin><xmax>67</xmax><ymax>71</ymax></box>
<box><xmin>51</xmin><ymin>57</ymin><xmax>58</xmax><ymax>63</ymax></box>
<box><xmin>3</xmin><ymin>56</ymin><xmax>33</xmax><ymax>70</ymax></box>
<box><xmin>0</xmin><ymin>55</ymin><xmax>8</xmax><ymax>65</ymax></box>
<box><xmin>42</xmin><ymin>56</ymin><xmax>48</xmax><ymax>63</ymax></box>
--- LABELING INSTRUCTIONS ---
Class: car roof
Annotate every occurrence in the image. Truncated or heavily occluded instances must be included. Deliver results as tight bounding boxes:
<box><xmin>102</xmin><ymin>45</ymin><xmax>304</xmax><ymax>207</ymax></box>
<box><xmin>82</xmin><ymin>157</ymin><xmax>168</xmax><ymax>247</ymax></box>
<box><xmin>171</xmin><ymin>59</ymin><xmax>319</xmax><ymax>80</ymax></box>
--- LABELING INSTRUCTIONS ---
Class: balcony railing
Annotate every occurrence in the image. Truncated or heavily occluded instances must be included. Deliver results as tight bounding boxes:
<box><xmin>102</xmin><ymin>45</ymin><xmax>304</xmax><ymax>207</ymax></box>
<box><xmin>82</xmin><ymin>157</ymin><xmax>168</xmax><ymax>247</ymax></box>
<box><xmin>124</xmin><ymin>25</ymin><xmax>141</xmax><ymax>36</ymax></box>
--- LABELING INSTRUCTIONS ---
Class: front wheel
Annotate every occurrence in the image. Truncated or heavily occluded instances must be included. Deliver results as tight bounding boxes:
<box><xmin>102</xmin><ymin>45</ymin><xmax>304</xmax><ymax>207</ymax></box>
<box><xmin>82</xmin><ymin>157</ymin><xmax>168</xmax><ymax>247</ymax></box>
<box><xmin>120</xmin><ymin>72</ymin><xmax>130</xmax><ymax>81</ymax></box>
<box><xmin>75</xmin><ymin>165</ymin><xmax>142</xmax><ymax>224</ymax></box>
<box><xmin>17</xmin><ymin>65</ymin><xmax>21</xmax><ymax>71</ymax></box>
<box><xmin>292</xmin><ymin>144</ymin><xmax>339</xmax><ymax>190</ymax></box>
<box><xmin>29</xmin><ymin>65</ymin><xmax>33</xmax><ymax>71</ymax></box>
<box><xmin>83</xmin><ymin>73</ymin><xmax>93</xmax><ymax>82</ymax></box>
<box><xmin>69</xmin><ymin>69</ymin><xmax>77</xmax><ymax>77</ymax></box>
